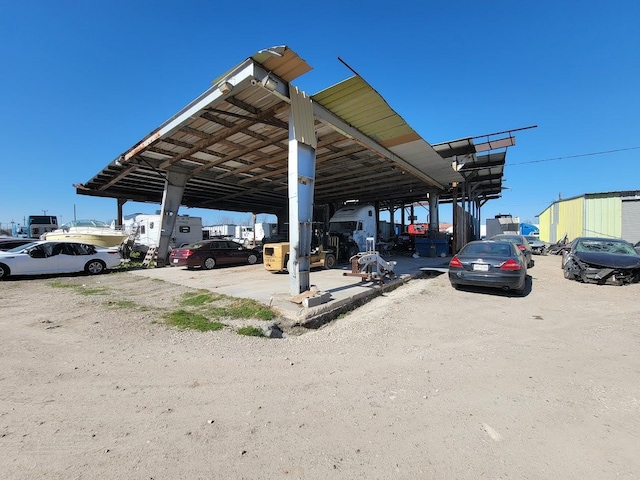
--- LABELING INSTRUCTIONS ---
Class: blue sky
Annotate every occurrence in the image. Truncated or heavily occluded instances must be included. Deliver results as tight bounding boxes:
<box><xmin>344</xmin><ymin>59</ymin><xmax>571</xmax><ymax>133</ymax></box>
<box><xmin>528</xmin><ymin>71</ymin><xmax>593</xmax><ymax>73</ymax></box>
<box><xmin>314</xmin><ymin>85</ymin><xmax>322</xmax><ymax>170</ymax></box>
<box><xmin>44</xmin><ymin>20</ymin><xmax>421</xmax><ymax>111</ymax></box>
<box><xmin>1</xmin><ymin>0</ymin><xmax>639</xmax><ymax>230</ymax></box>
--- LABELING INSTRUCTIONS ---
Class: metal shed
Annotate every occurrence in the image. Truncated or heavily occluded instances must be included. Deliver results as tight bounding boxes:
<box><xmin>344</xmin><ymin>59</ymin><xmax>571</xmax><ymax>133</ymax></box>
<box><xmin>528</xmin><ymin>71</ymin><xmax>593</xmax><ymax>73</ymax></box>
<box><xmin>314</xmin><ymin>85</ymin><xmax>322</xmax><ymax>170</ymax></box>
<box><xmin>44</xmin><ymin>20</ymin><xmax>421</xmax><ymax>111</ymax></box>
<box><xmin>537</xmin><ymin>190</ymin><xmax>640</xmax><ymax>244</ymax></box>
<box><xmin>77</xmin><ymin>45</ymin><xmax>519</xmax><ymax>294</ymax></box>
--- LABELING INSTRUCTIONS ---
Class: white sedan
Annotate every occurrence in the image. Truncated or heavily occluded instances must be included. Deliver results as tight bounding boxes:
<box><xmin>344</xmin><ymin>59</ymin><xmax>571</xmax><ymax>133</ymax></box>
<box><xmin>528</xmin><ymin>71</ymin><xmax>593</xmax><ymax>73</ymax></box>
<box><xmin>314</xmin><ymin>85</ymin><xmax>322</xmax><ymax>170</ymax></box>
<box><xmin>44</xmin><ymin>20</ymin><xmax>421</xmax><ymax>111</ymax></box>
<box><xmin>0</xmin><ymin>241</ymin><xmax>122</xmax><ymax>279</ymax></box>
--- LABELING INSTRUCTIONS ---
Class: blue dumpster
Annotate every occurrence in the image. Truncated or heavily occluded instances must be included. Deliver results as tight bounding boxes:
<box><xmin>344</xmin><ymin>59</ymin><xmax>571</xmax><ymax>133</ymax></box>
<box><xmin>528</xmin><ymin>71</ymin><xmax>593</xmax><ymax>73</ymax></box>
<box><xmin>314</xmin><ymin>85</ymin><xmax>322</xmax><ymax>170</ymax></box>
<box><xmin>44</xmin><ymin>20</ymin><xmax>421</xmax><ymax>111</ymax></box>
<box><xmin>414</xmin><ymin>238</ymin><xmax>449</xmax><ymax>257</ymax></box>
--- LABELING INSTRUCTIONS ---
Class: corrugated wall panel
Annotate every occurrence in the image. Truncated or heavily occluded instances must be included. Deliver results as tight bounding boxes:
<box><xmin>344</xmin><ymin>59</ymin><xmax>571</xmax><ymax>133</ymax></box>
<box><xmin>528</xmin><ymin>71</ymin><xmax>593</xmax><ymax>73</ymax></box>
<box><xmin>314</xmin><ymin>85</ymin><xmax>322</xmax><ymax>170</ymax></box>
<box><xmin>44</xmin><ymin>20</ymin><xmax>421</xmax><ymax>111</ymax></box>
<box><xmin>538</xmin><ymin>207</ymin><xmax>551</xmax><ymax>243</ymax></box>
<box><xmin>558</xmin><ymin>197</ymin><xmax>584</xmax><ymax>241</ymax></box>
<box><xmin>552</xmin><ymin>203</ymin><xmax>561</xmax><ymax>243</ymax></box>
<box><xmin>621</xmin><ymin>199</ymin><xmax>640</xmax><ymax>243</ymax></box>
<box><xmin>289</xmin><ymin>87</ymin><xmax>316</xmax><ymax>148</ymax></box>
<box><xmin>585</xmin><ymin>196</ymin><xmax>621</xmax><ymax>238</ymax></box>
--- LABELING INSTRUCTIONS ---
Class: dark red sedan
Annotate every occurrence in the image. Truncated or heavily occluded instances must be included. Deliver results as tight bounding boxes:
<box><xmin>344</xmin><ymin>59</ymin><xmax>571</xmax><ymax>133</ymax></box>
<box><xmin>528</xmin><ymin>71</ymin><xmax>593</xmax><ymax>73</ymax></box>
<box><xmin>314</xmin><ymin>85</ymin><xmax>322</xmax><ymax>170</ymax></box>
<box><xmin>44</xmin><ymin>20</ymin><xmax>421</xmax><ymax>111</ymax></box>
<box><xmin>169</xmin><ymin>239</ymin><xmax>261</xmax><ymax>270</ymax></box>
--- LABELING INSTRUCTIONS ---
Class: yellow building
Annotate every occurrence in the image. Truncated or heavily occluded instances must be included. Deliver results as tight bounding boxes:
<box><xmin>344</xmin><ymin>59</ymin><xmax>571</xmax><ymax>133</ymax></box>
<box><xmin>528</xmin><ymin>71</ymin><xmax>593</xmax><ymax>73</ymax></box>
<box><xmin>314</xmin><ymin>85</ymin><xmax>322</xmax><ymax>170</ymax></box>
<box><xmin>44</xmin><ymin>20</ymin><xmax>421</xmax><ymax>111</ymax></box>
<box><xmin>537</xmin><ymin>190</ymin><xmax>640</xmax><ymax>244</ymax></box>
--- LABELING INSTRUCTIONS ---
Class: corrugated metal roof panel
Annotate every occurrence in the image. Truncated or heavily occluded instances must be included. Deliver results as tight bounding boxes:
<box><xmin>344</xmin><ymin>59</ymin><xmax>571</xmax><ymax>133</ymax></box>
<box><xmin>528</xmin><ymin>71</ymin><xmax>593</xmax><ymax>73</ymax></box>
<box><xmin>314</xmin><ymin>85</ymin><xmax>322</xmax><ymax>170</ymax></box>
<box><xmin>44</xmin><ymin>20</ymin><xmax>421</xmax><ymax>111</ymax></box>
<box><xmin>251</xmin><ymin>46</ymin><xmax>312</xmax><ymax>83</ymax></box>
<box><xmin>313</xmin><ymin>76</ymin><xmax>415</xmax><ymax>143</ymax></box>
<box><xmin>313</xmin><ymin>76</ymin><xmax>462</xmax><ymax>187</ymax></box>
<box><xmin>79</xmin><ymin>45</ymin><xmax>514</xmax><ymax>214</ymax></box>
<box><xmin>391</xmin><ymin>140</ymin><xmax>463</xmax><ymax>186</ymax></box>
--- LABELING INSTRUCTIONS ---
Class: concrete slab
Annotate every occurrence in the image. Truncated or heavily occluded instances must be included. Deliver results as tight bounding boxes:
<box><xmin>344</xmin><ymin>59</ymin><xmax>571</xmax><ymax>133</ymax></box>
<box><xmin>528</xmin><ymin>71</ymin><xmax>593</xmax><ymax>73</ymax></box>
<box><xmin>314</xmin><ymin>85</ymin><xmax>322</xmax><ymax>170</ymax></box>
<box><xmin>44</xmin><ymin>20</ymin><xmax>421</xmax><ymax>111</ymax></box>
<box><xmin>129</xmin><ymin>254</ymin><xmax>452</xmax><ymax>329</ymax></box>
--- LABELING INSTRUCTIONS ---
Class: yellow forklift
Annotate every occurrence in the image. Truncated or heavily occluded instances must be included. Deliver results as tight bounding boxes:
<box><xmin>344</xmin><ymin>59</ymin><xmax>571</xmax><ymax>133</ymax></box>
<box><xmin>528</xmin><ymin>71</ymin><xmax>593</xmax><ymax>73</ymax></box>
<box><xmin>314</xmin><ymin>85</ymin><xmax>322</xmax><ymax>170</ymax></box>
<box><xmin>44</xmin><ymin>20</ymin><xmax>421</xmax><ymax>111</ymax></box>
<box><xmin>263</xmin><ymin>242</ymin><xmax>336</xmax><ymax>273</ymax></box>
<box><xmin>263</xmin><ymin>223</ymin><xmax>337</xmax><ymax>273</ymax></box>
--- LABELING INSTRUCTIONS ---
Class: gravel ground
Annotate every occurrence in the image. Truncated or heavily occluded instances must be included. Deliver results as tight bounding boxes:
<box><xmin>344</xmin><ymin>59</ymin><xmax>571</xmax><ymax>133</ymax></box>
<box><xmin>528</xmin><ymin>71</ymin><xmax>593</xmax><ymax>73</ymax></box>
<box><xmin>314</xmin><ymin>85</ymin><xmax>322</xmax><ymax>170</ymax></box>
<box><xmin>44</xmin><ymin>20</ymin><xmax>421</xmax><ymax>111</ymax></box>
<box><xmin>1</xmin><ymin>254</ymin><xmax>639</xmax><ymax>479</ymax></box>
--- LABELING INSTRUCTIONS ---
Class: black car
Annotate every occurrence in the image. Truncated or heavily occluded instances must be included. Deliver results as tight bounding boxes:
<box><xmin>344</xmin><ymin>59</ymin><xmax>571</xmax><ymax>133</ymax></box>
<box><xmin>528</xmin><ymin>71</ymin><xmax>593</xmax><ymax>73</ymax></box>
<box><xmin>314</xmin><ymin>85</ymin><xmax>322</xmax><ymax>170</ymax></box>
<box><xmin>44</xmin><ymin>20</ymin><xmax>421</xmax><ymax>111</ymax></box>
<box><xmin>0</xmin><ymin>237</ymin><xmax>38</xmax><ymax>251</ymax></box>
<box><xmin>448</xmin><ymin>240</ymin><xmax>528</xmax><ymax>295</ymax></box>
<box><xmin>562</xmin><ymin>237</ymin><xmax>640</xmax><ymax>285</ymax></box>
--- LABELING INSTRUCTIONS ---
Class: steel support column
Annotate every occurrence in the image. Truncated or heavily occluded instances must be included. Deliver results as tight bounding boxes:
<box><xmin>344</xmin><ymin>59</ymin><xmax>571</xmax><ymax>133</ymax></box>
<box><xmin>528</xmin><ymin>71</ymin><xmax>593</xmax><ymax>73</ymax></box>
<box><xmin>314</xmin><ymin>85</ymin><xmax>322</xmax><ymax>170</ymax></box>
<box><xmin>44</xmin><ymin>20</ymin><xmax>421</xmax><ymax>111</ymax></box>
<box><xmin>389</xmin><ymin>203</ymin><xmax>395</xmax><ymax>239</ymax></box>
<box><xmin>452</xmin><ymin>182</ymin><xmax>460</xmax><ymax>253</ymax></box>
<box><xmin>288</xmin><ymin>87</ymin><xmax>317</xmax><ymax>296</ymax></box>
<box><xmin>116</xmin><ymin>198</ymin><xmax>126</xmax><ymax>228</ymax></box>
<box><xmin>157</xmin><ymin>170</ymin><xmax>189</xmax><ymax>267</ymax></box>
<box><xmin>428</xmin><ymin>192</ymin><xmax>439</xmax><ymax>232</ymax></box>
<box><xmin>374</xmin><ymin>201</ymin><xmax>381</xmax><ymax>242</ymax></box>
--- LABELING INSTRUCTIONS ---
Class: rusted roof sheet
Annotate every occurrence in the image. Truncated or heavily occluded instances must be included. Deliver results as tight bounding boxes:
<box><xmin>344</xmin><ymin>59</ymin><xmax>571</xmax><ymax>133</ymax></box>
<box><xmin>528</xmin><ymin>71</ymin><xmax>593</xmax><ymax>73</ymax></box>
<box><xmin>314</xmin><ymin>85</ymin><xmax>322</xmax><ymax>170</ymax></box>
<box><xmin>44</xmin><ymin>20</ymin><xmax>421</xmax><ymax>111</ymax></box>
<box><xmin>211</xmin><ymin>45</ymin><xmax>311</xmax><ymax>88</ymax></box>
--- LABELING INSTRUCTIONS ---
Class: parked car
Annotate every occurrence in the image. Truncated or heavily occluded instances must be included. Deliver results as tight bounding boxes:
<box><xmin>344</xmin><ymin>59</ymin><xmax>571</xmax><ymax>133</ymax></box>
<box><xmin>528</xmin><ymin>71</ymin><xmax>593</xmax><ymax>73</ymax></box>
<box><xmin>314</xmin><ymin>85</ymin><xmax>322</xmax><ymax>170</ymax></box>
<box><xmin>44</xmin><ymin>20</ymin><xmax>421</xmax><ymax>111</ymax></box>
<box><xmin>0</xmin><ymin>240</ymin><xmax>122</xmax><ymax>279</ymax></box>
<box><xmin>448</xmin><ymin>240</ymin><xmax>528</xmax><ymax>295</ymax></box>
<box><xmin>562</xmin><ymin>237</ymin><xmax>640</xmax><ymax>285</ymax></box>
<box><xmin>524</xmin><ymin>235</ymin><xmax>548</xmax><ymax>255</ymax></box>
<box><xmin>547</xmin><ymin>234</ymin><xmax>569</xmax><ymax>255</ymax></box>
<box><xmin>490</xmin><ymin>234</ymin><xmax>534</xmax><ymax>268</ymax></box>
<box><xmin>0</xmin><ymin>237</ymin><xmax>38</xmax><ymax>251</ymax></box>
<box><xmin>169</xmin><ymin>239</ymin><xmax>261</xmax><ymax>270</ymax></box>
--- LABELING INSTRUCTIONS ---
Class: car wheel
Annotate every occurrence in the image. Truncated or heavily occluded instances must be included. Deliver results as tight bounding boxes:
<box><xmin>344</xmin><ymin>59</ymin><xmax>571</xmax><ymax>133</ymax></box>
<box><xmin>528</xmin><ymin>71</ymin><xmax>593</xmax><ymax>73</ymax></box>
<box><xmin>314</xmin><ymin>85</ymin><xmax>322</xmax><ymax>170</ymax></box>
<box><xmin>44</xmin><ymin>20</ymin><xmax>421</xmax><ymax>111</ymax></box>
<box><xmin>347</xmin><ymin>245</ymin><xmax>359</xmax><ymax>260</ymax></box>
<box><xmin>0</xmin><ymin>263</ymin><xmax>10</xmax><ymax>279</ymax></box>
<box><xmin>203</xmin><ymin>257</ymin><xmax>216</xmax><ymax>270</ymax></box>
<box><xmin>323</xmin><ymin>254</ymin><xmax>336</xmax><ymax>269</ymax></box>
<box><xmin>85</xmin><ymin>260</ymin><xmax>106</xmax><ymax>275</ymax></box>
<box><xmin>563</xmin><ymin>260</ymin><xmax>576</xmax><ymax>280</ymax></box>
<box><xmin>247</xmin><ymin>253</ymin><xmax>258</xmax><ymax>265</ymax></box>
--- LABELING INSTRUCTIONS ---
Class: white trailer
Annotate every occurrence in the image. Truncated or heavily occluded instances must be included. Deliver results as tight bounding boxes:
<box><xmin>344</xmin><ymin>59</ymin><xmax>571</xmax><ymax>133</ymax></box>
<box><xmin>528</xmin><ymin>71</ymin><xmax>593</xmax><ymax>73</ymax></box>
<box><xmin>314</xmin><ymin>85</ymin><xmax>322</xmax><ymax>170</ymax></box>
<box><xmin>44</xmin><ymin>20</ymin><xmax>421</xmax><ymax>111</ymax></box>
<box><xmin>486</xmin><ymin>214</ymin><xmax>520</xmax><ymax>239</ymax></box>
<box><xmin>233</xmin><ymin>222</ymin><xmax>278</xmax><ymax>245</ymax></box>
<box><xmin>255</xmin><ymin>222</ymin><xmax>278</xmax><ymax>242</ymax></box>
<box><xmin>203</xmin><ymin>224</ymin><xmax>236</xmax><ymax>238</ymax></box>
<box><xmin>124</xmin><ymin>214</ymin><xmax>203</xmax><ymax>254</ymax></box>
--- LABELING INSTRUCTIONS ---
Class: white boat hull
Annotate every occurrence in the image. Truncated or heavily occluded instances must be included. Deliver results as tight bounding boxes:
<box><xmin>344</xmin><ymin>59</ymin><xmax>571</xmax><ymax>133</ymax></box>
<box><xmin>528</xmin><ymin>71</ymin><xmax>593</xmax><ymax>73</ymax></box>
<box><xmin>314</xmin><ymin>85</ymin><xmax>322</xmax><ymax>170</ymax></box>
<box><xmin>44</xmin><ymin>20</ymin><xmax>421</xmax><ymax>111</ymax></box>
<box><xmin>43</xmin><ymin>232</ymin><xmax>128</xmax><ymax>248</ymax></box>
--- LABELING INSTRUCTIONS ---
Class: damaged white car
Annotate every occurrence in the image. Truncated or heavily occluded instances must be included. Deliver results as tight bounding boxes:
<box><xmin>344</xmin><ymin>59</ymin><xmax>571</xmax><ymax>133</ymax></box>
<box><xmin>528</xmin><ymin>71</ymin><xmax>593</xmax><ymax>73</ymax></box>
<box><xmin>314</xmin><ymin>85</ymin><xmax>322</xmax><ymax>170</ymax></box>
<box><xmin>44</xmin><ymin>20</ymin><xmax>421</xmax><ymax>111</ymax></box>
<box><xmin>562</xmin><ymin>237</ymin><xmax>640</xmax><ymax>285</ymax></box>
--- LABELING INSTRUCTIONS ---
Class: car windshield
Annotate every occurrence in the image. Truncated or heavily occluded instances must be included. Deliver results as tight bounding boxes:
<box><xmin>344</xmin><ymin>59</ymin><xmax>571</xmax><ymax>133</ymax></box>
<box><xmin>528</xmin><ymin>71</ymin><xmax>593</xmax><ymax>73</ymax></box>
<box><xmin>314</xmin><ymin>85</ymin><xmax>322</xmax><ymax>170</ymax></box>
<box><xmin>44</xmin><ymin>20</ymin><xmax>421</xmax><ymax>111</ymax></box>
<box><xmin>61</xmin><ymin>219</ymin><xmax>111</xmax><ymax>228</ymax></box>
<box><xmin>185</xmin><ymin>241</ymin><xmax>208</xmax><ymax>249</ymax></box>
<box><xmin>329</xmin><ymin>221</ymin><xmax>357</xmax><ymax>235</ymax></box>
<box><xmin>575</xmin><ymin>240</ymin><xmax>637</xmax><ymax>256</ymax></box>
<box><xmin>492</xmin><ymin>235</ymin><xmax>523</xmax><ymax>244</ymax></box>
<box><xmin>525</xmin><ymin>236</ymin><xmax>541</xmax><ymax>243</ymax></box>
<box><xmin>461</xmin><ymin>242</ymin><xmax>513</xmax><ymax>256</ymax></box>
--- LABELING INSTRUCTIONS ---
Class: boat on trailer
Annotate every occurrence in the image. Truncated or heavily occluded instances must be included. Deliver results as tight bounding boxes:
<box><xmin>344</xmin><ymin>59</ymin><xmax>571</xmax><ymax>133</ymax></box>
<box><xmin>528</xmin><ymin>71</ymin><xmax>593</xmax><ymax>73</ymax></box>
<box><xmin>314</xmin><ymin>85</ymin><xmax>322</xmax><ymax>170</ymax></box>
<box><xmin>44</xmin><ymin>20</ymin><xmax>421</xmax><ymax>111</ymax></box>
<box><xmin>41</xmin><ymin>219</ymin><xmax>129</xmax><ymax>248</ymax></box>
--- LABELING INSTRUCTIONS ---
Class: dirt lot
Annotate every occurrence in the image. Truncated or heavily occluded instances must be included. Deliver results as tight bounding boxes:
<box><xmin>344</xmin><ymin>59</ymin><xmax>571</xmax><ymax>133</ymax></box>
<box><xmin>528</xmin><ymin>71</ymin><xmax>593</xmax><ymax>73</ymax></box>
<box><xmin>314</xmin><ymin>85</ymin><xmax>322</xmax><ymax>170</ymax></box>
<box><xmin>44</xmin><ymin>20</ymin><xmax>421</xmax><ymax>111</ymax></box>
<box><xmin>1</xmin><ymin>254</ymin><xmax>639</xmax><ymax>479</ymax></box>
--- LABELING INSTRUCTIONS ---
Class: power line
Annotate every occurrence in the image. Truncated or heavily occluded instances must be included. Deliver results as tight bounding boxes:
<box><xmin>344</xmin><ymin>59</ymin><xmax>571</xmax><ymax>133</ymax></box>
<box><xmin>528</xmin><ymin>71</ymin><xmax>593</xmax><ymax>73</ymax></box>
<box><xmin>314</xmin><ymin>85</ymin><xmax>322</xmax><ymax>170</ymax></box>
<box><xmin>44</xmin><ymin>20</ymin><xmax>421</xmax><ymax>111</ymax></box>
<box><xmin>509</xmin><ymin>146</ymin><xmax>640</xmax><ymax>166</ymax></box>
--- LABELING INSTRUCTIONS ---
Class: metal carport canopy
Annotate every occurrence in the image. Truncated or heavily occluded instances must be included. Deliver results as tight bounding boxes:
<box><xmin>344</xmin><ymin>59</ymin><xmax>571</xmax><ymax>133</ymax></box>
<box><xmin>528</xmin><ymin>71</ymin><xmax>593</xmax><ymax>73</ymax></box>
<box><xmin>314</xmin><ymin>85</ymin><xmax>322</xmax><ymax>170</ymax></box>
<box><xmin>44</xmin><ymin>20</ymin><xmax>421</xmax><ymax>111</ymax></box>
<box><xmin>76</xmin><ymin>46</ymin><xmax>465</xmax><ymax>215</ymax></box>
